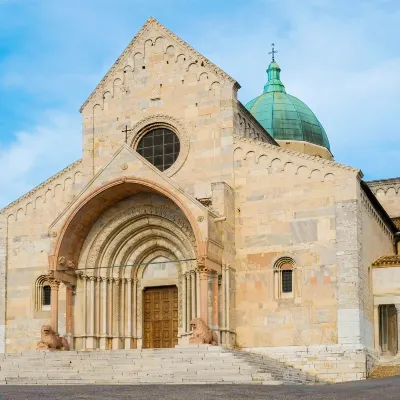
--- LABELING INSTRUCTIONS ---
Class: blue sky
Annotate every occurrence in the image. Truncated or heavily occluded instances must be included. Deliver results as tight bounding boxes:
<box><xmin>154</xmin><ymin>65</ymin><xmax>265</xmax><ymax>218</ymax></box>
<box><xmin>0</xmin><ymin>0</ymin><xmax>399</xmax><ymax>207</ymax></box>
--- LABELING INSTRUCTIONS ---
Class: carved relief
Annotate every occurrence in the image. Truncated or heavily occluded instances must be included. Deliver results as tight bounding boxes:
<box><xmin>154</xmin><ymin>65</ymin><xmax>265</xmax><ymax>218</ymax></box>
<box><xmin>189</xmin><ymin>318</ymin><xmax>218</xmax><ymax>345</ymax></box>
<box><xmin>81</xmin><ymin>201</ymin><xmax>196</xmax><ymax>272</ymax></box>
<box><xmin>37</xmin><ymin>325</ymin><xmax>70</xmax><ymax>351</ymax></box>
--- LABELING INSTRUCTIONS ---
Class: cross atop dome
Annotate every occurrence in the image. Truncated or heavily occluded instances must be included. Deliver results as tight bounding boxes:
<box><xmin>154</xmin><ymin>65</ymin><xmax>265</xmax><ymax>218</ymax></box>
<box><xmin>269</xmin><ymin>43</ymin><xmax>278</xmax><ymax>62</ymax></box>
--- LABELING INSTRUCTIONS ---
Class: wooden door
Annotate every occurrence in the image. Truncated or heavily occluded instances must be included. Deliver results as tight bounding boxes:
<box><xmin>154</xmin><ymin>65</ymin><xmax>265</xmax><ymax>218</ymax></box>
<box><xmin>143</xmin><ymin>286</ymin><xmax>178</xmax><ymax>349</ymax></box>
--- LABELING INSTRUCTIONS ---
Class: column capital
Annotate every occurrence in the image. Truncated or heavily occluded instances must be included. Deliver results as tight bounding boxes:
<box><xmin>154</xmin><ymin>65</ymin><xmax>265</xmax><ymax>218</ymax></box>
<box><xmin>49</xmin><ymin>279</ymin><xmax>60</xmax><ymax>290</ymax></box>
<box><xmin>196</xmin><ymin>266</ymin><xmax>211</xmax><ymax>280</ymax></box>
<box><xmin>394</xmin><ymin>304</ymin><xmax>400</xmax><ymax>313</ymax></box>
<box><xmin>126</xmin><ymin>278</ymin><xmax>133</xmax><ymax>283</ymax></box>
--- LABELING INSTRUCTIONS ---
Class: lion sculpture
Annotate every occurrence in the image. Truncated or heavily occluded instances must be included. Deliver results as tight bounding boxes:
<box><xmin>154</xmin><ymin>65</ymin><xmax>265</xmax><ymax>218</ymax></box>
<box><xmin>189</xmin><ymin>318</ymin><xmax>218</xmax><ymax>346</ymax></box>
<box><xmin>36</xmin><ymin>324</ymin><xmax>69</xmax><ymax>351</ymax></box>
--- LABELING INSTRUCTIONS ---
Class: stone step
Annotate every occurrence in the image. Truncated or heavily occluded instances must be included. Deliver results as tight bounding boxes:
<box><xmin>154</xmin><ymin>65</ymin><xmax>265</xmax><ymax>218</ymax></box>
<box><xmin>0</xmin><ymin>347</ymin><xmax>319</xmax><ymax>386</ymax></box>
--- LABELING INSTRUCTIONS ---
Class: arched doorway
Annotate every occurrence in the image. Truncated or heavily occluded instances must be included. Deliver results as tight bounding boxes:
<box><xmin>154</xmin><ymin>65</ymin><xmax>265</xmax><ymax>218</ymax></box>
<box><xmin>71</xmin><ymin>193</ymin><xmax>198</xmax><ymax>350</ymax></box>
<box><xmin>48</xmin><ymin>178</ymin><xmax>209</xmax><ymax>350</ymax></box>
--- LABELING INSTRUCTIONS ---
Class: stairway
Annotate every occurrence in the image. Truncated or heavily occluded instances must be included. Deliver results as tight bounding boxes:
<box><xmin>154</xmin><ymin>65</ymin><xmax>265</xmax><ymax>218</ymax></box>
<box><xmin>0</xmin><ymin>345</ymin><xmax>320</xmax><ymax>385</ymax></box>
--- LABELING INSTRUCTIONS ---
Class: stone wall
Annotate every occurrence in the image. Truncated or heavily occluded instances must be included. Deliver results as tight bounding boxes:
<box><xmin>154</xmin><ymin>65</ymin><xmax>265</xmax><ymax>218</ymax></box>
<box><xmin>244</xmin><ymin>344</ymin><xmax>378</xmax><ymax>383</ymax></box>
<box><xmin>358</xmin><ymin>187</ymin><xmax>394</xmax><ymax>348</ymax></box>
<box><xmin>367</xmin><ymin>178</ymin><xmax>400</xmax><ymax>218</ymax></box>
<box><xmin>373</xmin><ymin>266</ymin><xmax>400</xmax><ymax>304</ymax></box>
<box><xmin>0</xmin><ymin>161</ymin><xmax>84</xmax><ymax>352</ymax></box>
<box><xmin>232</xmin><ymin>135</ymin><xmax>362</xmax><ymax>348</ymax></box>
<box><xmin>80</xmin><ymin>19</ymin><xmax>244</xmax><ymax>201</ymax></box>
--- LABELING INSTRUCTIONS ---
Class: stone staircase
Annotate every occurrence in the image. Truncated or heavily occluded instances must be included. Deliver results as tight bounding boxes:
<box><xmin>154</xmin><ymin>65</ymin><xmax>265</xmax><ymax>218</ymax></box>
<box><xmin>0</xmin><ymin>345</ymin><xmax>320</xmax><ymax>385</ymax></box>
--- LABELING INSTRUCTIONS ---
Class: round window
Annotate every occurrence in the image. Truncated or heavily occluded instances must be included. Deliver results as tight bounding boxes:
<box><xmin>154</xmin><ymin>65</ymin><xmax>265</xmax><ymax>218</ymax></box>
<box><xmin>137</xmin><ymin>128</ymin><xmax>180</xmax><ymax>172</ymax></box>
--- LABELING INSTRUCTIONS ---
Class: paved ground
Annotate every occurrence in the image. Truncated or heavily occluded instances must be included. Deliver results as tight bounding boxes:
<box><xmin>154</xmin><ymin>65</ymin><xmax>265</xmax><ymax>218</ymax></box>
<box><xmin>0</xmin><ymin>377</ymin><xmax>399</xmax><ymax>400</ymax></box>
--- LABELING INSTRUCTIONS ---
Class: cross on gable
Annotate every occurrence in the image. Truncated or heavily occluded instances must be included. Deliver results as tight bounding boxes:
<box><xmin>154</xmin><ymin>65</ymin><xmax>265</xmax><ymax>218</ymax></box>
<box><xmin>121</xmin><ymin>125</ymin><xmax>134</xmax><ymax>143</ymax></box>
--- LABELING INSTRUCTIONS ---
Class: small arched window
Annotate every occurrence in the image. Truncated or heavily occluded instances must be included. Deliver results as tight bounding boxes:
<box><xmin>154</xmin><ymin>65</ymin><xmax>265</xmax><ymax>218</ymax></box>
<box><xmin>35</xmin><ymin>275</ymin><xmax>51</xmax><ymax>311</ymax></box>
<box><xmin>42</xmin><ymin>285</ymin><xmax>51</xmax><ymax>307</ymax></box>
<box><xmin>273</xmin><ymin>257</ymin><xmax>295</xmax><ymax>299</ymax></box>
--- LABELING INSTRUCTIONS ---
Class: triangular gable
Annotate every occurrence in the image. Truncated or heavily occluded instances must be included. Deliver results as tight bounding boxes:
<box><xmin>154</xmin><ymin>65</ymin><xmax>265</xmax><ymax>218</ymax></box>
<box><xmin>50</xmin><ymin>144</ymin><xmax>217</xmax><ymax>232</ymax></box>
<box><xmin>80</xmin><ymin>17</ymin><xmax>239</xmax><ymax>112</ymax></box>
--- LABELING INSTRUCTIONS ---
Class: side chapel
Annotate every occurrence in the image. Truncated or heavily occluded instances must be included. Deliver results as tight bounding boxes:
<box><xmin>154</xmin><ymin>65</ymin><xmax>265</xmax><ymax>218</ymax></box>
<box><xmin>0</xmin><ymin>17</ymin><xmax>400</xmax><ymax>381</ymax></box>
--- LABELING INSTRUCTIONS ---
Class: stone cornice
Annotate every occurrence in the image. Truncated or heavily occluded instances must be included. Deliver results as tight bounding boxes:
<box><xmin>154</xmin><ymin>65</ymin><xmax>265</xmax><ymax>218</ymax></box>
<box><xmin>0</xmin><ymin>159</ymin><xmax>82</xmax><ymax>215</ymax></box>
<box><xmin>367</xmin><ymin>177</ymin><xmax>400</xmax><ymax>187</ymax></box>
<box><xmin>233</xmin><ymin>135</ymin><xmax>362</xmax><ymax>176</ymax></box>
<box><xmin>80</xmin><ymin>16</ymin><xmax>239</xmax><ymax>113</ymax></box>
<box><xmin>372</xmin><ymin>255</ymin><xmax>400</xmax><ymax>267</ymax></box>
<box><xmin>366</xmin><ymin>177</ymin><xmax>400</xmax><ymax>194</ymax></box>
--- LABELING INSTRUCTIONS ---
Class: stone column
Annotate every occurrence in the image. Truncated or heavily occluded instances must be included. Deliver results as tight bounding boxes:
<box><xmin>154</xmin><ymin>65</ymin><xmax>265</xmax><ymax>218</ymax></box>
<box><xmin>113</xmin><ymin>279</ymin><xmax>120</xmax><ymax>349</ymax></box>
<box><xmin>395</xmin><ymin>304</ymin><xmax>400</xmax><ymax>355</ymax></box>
<box><xmin>374</xmin><ymin>305</ymin><xmax>380</xmax><ymax>354</ymax></box>
<box><xmin>212</xmin><ymin>273</ymin><xmax>219</xmax><ymax>329</ymax></box>
<box><xmin>108</xmin><ymin>278</ymin><xmax>113</xmax><ymax>340</ymax></box>
<box><xmin>197</xmin><ymin>258</ymin><xmax>210</xmax><ymax>324</ymax></box>
<box><xmin>182</xmin><ymin>273</ymin><xmax>187</xmax><ymax>334</ymax></box>
<box><xmin>190</xmin><ymin>271</ymin><xmax>196</xmax><ymax>325</ymax></box>
<box><xmin>186</xmin><ymin>272</ymin><xmax>191</xmax><ymax>331</ymax></box>
<box><xmin>126</xmin><ymin>278</ymin><xmax>133</xmax><ymax>349</ymax></box>
<box><xmin>221</xmin><ymin>267</ymin><xmax>226</xmax><ymax>327</ymax></box>
<box><xmin>50</xmin><ymin>279</ymin><xmax>60</xmax><ymax>334</ymax></box>
<box><xmin>65</xmin><ymin>284</ymin><xmax>75</xmax><ymax>350</ymax></box>
<box><xmin>83</xmin><ymin>276</ymin><xmax>88</xmax><ymax>349</ymax></box>
<box><xmin>86</xmin><ymin>276</ymin><xmax>96</xmax><ymax>349</ymax></box>
<box><xmin>99</xmin><ymin>277</ymin><xmax>108</xmax><ymax>349</ymax></box>
<box><xmin>120</xmin><ymin>278</ymin><xmax>125</xmax><ymax>345</ymax></box>
<box><xmin>96</xmin><ymin>277</ymin><xmax>101</xmax><ymax>343</ymax></box>
<box><xmin>225</xmin><ymin>264</ymin><xmax>230</xmax><ymax>337</ymax></box>
<box><xmin>133</xmin><ymin>279</ymin><xmax>138</xmax><ymax>347</ymax></box>
<box><xmin>196</xmin><ymin>270</ymin><xmax>201</xmax><ymax>318</ymax></box>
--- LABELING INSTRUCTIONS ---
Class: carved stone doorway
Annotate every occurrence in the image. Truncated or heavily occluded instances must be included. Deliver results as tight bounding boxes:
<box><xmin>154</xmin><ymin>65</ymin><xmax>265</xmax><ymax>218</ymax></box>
<box><xmin>143</xmin><ymin>286</ymin><xmax>178</xmax><ymax>349</ymax></box>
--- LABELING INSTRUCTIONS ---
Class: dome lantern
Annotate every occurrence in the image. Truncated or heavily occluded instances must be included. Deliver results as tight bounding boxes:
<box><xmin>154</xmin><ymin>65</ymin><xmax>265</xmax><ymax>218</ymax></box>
<box><xmin>245</xmin><ymin>49</ymin><xmax>332</xmax><ymax>159</ymax></box>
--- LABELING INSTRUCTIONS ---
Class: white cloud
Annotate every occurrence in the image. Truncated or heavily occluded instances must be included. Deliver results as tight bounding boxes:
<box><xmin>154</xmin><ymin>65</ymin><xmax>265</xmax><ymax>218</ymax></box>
<box><xmin>0</xmin><ymin>111</ymin><xmax>81</xmax><ymax>208</ymax></box>
<box><xmin>192</xmin><ymin>0</ymin><xmax>400</xmax><ymax>179</ymax></box>
<box><xmin>0</xmin><ymin>0</ymin><xmax>399</xmax><ymax>211</ymax></box>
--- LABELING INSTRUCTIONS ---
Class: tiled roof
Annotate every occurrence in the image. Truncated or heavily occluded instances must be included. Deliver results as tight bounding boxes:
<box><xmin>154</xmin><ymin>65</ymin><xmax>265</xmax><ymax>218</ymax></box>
<box><xmin>372</xmin><ymin>255</ymin><xmax>400</xmax><ymax>267</ymax></box>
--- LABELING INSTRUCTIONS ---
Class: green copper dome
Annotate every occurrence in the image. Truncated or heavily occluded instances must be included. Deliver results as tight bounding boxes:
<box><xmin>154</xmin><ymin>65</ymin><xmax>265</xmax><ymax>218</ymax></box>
<box><xmin>245</xmin><ymin>61</ymin><xmax>330</xmax><ymax>150</ymax></box>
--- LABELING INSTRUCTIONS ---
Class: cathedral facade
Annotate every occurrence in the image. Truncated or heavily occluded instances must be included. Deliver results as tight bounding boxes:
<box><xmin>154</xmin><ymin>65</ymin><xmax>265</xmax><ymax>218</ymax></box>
<box><xmin>0</xmin><ymin>18</ymin><xmax>399</xmax><ymax>382</ymax></box>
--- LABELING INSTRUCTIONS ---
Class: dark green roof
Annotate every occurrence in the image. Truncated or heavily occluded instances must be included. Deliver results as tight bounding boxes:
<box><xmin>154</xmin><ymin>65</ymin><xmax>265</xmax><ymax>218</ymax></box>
<box><xmin>245</xmin><ymin>61</ymin><xmax>330</xmax><ymax>150</ymax></box>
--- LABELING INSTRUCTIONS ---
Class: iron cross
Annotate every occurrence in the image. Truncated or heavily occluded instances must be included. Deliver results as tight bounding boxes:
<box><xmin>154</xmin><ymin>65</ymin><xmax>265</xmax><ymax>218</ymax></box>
<box><xmin>121</xmin><ymin>125</ymin><xmax>133</xmax><ymax>144</ymax></box>
<box><xmin>269</xmin><ymin>43</ymin><xmax>278</xmax><ymax>62</ymax></box>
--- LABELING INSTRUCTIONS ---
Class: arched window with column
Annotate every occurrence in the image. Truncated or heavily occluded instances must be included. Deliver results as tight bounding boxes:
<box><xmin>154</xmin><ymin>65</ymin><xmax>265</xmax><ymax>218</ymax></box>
<box><xmin>273</xmin><ymin>257</ymin><xmax>295</xmax><ymax>299</ymax></box>
<box><xmin>35</xmin><ymin>275</ymin><xmax>52</xmax><ymax>311</ymax></box>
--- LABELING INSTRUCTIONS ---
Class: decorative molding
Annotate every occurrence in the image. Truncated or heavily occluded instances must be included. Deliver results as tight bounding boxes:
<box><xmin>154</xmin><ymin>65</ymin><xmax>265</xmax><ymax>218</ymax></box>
<box><xmin>0</xmin><ymin>159</ymin><xmax>82</xmax><ymax>216</ymax></box>
<box><xmin>233</xmin><ymin>135</ymin><xmax>361</xmax><ymax>176</ymax></box>
<box><xmin>197</xmin><ymin>197</ymin><xmax>212</xmax><ymax>207</ymax></box>
<box><xmin>372</xmin><ymin>255</ymin><xmax>400</xmax><ymax>267</ymax></box>
<box><xmin>80</xmin><ymin>17</ymin><xmax>238</xmax><ymax>112</ymax></box>
<box><xmin>361</xmin><ymin>190</ymin><xmax>393</xmax><ymax>239</ymax></box>
<box><xmin>366</xmin><ymin>178</ymin><xmax>400</xmax><ymax>195</ymax></box>
<box><xmin>83</xmin><ymin>203</ymin><xmax>196</xmax><ymax>270</ymax></box>
<box><xmin>128</xmin><ymin>114</ymin><xmax>190</xmax><ymax>177</ymax></box>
